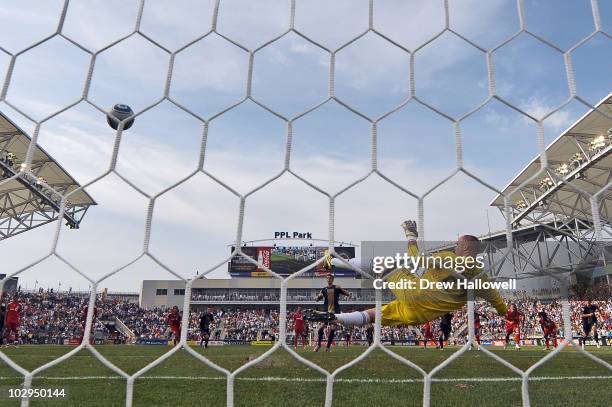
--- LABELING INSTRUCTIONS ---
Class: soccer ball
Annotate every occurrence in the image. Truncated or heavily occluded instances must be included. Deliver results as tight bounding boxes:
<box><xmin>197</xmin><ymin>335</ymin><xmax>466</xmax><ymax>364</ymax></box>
<box><xmin>106</xmin><ymin>104</ymin><xmax>134</xmax><ymax>130</ymax></box>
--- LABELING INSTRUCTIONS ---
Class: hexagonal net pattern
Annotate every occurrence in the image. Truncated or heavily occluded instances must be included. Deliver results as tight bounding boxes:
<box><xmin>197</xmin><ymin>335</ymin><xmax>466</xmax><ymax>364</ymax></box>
<box><xmin>0</xmin><ymin>1</ymin><xmax>610</xmax><ymax>406</ymax></box>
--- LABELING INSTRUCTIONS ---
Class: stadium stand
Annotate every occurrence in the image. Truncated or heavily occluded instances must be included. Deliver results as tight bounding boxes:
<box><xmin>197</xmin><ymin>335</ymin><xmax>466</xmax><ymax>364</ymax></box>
<box><xmin>5</xmin><ymin>288</ymin><xmax>611</xmax><ymax>346</ymax></box>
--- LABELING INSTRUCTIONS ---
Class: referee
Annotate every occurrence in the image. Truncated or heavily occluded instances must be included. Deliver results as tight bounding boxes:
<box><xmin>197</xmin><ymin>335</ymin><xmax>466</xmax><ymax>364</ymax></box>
<box><xmin>199</xmin><ymin>307</ymin><xmax>215</xmax><ymax>348</ymax></box>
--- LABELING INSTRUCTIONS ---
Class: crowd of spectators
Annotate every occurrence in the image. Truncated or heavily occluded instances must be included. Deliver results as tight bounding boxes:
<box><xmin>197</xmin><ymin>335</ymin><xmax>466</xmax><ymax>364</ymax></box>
<box><xmin>191</xmin><ymin>292</ymin><xmax>280</xmax><ymax>302</ymax></box>
<box><xmin>191</xmin><ymin>290</ymin><xmax>393</xmax><ymax>303</ymax></box>
<box><xmin>4</xmin><ymin>290</ymin><xmax>612</xmax><ymax>345</ymax></box>
<box><xmin>4</xmin><ymin>291</ymin><xmax>100</xmax><ymax>344</ymax></box>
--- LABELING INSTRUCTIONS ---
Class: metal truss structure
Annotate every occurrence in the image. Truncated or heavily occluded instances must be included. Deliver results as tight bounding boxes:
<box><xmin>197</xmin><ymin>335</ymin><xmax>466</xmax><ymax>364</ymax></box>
<box><xmin>481</xmin><ymin>219</ymin><xmax>602</xmax><ymax>280</ymax></box>
<box><xmin>481</xmin><ymin>94</ymin><xmax>612</xmax><ymax>287</ymax></box>
<box><xmin>0</xmin><ymin>112</ymin><xmax>95</xmax><ymax>240</ymax></box>
<box><xmin>491</xmin><ymin>93</ymin><xmax>612</xmax><ymax>229</ymax></box>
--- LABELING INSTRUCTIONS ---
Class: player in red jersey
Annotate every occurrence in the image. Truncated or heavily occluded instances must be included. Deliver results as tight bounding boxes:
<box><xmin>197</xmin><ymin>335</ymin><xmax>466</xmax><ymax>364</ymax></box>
<box><xmin>2</xmin><ymin>295</ymin><xmax>22</xmax><ymax>347</ymax></box>
<box><xmin>538</xmin><ymin>311</ymin><xmax>558</xmax><ymax>350</ymax></box>
<box><xmin>421</xmin><ymin>321</ymin><xmax>434</xmax><ymax>348</ymax></box>
<box><xmin>504</xmin><ymin>303</ymin><xmax>524</xmax><ymax>350</ymax></box>
<box><xmin>470</xmin><ymin>310</ymin><xmax>488</xmax><ymax>350</ymax></box>
<box><xmin>166</xmin><ymin>306</ymin><xmax>182</xmax><ymax>346</ymax></box>
<box><xmin>0</xmin><ymin>304</ymin><xmax>5</xmax><ymax>346</ymax></box>
<box><xmin>293</xmin><ymin>307</ymin><xmax>307</xmax><ymax>349</ymax></box>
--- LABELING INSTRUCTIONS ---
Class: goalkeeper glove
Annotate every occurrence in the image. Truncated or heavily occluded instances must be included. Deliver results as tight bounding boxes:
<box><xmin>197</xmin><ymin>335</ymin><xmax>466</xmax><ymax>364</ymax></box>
<box><xmin>401</xmin><ymin>220</ymin><xmax>418</xmax><ymax>239</ymax></box>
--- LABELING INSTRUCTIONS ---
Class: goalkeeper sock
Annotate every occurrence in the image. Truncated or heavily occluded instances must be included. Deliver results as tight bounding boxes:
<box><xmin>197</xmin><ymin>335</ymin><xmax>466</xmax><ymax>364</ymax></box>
<box><xmin>594</xmin><ymin>331</ymin><xmax>599</xmax><ymax>344</ymax></box>
<box><xmin>336</xmin><ymin>311</ymin><xmax>370</xmax><ymax>327</ymax></box>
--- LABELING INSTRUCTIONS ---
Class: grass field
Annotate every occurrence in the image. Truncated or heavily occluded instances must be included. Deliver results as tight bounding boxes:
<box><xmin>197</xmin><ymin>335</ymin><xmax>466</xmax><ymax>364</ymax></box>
<box><xmin>0</xmin><ymin>344</ymin><xmax>610</xmax><ymax>406</ymax></box>
<box><xmin>269</xmin><ymin>252</ymin><xmax>312</xmax><ymax>274</ymax></box>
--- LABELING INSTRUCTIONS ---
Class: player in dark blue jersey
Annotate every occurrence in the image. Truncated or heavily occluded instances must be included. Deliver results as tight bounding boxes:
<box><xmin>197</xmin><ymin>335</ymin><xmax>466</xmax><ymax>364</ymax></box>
<box><xmin>313</xmin><ymin>273</ymin><xmax>350</xmax><ymax>352</ymax></box>
<box><xmin>199</xmin><ymin>307</ymin><xmax>215</xmax><ymax>348</ymax></box>
<box><xmin>581</xmin><ymin>300</ymin><xmax>601</xmax><ymax>349</ymax></box>
<box><xmin>437</xmin><ymin>312</ymin><xmax>453</xmax><ymax>350</ymax></box>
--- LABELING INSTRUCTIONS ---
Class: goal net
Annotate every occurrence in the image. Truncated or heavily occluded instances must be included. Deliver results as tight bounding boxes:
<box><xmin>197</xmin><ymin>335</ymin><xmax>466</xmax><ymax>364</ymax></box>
<box><xmin>0</xmin><ymin>1</ymin><xmax>610</xmax><ymax>406</ymax></box>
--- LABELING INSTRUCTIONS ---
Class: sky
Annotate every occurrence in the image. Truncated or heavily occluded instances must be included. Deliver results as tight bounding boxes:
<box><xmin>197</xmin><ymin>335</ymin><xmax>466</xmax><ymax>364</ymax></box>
<box><xmin>0</xmin><ymin>0</ymin><xmax>610</xmax><ymax>292</ymax></box>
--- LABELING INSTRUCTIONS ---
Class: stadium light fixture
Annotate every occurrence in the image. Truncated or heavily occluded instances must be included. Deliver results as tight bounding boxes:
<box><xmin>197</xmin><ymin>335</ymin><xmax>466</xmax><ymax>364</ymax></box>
<box><xmin>569</xmin><ymin>152</ymin><xmax>586</xmax><ymax>170</ymax></box>
<box><xmin>538</xmin><ymin>177</ymin><xmax>554</xmax><ymax>191</ymax></box>
<box><xmin>555</xmin><ymin>163</ymin><xmax>569</xmax><ymax>176</ymax></box>
<box><xmin>516</xmin><ymin>200</ymin><xmax>528</xmax><ymax>211</ymax></box>
<box><xmin>589</xmin><ymin>135</ymin><xmax>606</xmax><ymax>152</ymax></box>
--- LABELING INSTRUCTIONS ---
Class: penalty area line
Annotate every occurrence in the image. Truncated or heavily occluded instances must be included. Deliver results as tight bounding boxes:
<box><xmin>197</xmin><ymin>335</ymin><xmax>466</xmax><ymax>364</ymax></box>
<box><xmin>2</xmin><ymin>376</ymin><xmax>611</xmax><ymax>383</ymax></box>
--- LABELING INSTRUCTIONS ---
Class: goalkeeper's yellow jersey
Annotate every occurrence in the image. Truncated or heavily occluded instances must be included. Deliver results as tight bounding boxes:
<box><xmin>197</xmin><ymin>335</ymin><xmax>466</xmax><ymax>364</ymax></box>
<box><xmin>380</xmin><ymin>243</ymin><xmax>508</xmax><ymax>326</ymax></box>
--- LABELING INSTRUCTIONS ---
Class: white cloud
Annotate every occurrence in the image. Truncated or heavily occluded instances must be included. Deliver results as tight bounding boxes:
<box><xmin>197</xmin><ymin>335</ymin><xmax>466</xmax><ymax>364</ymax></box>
<box><xmin>520</xmin><ymin>97</ymin><xmax>573</xmax><ymax>130</ymax></box>
<box><xmin>0</xmin><ymin>1</ymin><xmax>596</xmax><ymax>291</ymax></box>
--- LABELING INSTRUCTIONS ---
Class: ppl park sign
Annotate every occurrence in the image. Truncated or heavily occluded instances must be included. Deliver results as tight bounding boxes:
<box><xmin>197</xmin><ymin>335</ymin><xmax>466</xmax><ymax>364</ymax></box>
<box><xmin>274</xmin><ymin>231</ymin><xmax>313</xmax><ymax>239</ymax></box>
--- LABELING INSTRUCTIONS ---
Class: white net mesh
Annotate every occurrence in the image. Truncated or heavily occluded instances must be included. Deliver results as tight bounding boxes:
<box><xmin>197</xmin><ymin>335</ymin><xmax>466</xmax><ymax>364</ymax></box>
<box><xmin>0</xmin><ymin>0</ymin><xmax>610</xmax><ymax>406</ymax></box>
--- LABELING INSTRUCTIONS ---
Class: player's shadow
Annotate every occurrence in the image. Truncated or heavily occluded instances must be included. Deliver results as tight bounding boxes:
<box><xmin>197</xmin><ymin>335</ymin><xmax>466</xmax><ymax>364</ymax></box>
<box><xmin>134</xmin><ymin>348</ymin><xmax>226</xmax><ymax>407</ymax></box>
<box><xmin>333</xmin><ymin>347</ymin><xmax>423</xmax><ymax>407</ymax></box>
<box><xmin>429</xmin><ymin>347</ymin><xmax>522</xmax><ymax>407</ymax></box>
<box><xmin>233</xmin><ymin>347</ymin><xmax>326</xmax><ymax>407</ymax></box>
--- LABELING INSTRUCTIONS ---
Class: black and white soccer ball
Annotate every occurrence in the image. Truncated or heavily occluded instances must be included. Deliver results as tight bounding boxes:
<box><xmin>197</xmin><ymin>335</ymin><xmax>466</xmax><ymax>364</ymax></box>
<box><xmin>106</xmin><ymin>104</ymin><xmax>134</xmax><ymax>130</ymax></box>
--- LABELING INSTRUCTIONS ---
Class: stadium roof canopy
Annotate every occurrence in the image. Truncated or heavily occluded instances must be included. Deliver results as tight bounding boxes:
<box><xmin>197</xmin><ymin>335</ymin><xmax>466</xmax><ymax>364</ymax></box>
<box><xmin>491</xmin><ymin>93</ymin><xmax>612</xmax><ymax>228</ymax></box>
<box><xmin>0</xmin><ymin>110</ymin><xmax>95</xmax><ymax>239</ymax></box>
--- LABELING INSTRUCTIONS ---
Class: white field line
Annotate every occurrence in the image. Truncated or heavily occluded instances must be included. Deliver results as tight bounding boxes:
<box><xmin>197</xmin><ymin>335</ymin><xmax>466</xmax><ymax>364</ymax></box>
<box><xmin>2</xmin><ymin>375</ymin><xmax>611</xmax><ymax>383</ymax></box>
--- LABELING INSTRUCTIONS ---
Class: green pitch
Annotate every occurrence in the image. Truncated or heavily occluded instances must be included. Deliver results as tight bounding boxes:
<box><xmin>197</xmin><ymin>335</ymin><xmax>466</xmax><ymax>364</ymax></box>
<box><xmin>269</xmin><ymin>252</ymin><xmax>312</xmax><ymax>274</ymax></box>
<box><xmin>0</xmin><ymin>345</ymin><xmax>610</xmax><ymax>406</ymax></box>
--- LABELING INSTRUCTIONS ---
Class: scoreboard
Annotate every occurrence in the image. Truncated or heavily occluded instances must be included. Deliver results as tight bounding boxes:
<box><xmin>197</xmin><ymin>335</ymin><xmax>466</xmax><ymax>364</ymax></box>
<box><xmin>228</xmin><ymin>246</ymin><xmax>356</xmax><ymax>277</ymax></box>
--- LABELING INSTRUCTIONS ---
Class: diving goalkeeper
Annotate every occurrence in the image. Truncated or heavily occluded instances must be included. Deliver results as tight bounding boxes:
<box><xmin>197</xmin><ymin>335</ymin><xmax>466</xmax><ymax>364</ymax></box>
<box><xmin>305</xmin><ymin>221</ymin><xmax>508</xmax><ymax>327</ymax></box>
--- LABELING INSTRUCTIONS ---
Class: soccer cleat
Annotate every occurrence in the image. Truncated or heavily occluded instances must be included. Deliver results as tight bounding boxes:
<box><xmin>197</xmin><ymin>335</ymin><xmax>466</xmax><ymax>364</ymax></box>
<box><xmin>515</xmin><ymin>344</ymin><xmax>520</xmax><ymax>350</ymax></box>
<box><xmin>401</xmin><ymin>220</ymin><xmax>418</xmax><ymax>238</ymax></box>
<box><xmin>313</xmin><ymin>344</ymin><xmax>320</xmax><ymax>352</ymax></box>
<box><xmin>303</xmin><ymin>309</ymin><xmax>335</xmax><ymax>323</ymax></box>
<box><xmin>596</xmin><ymin>342</ymin><xmax>601</xmax><ymax>349</ymax></box>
